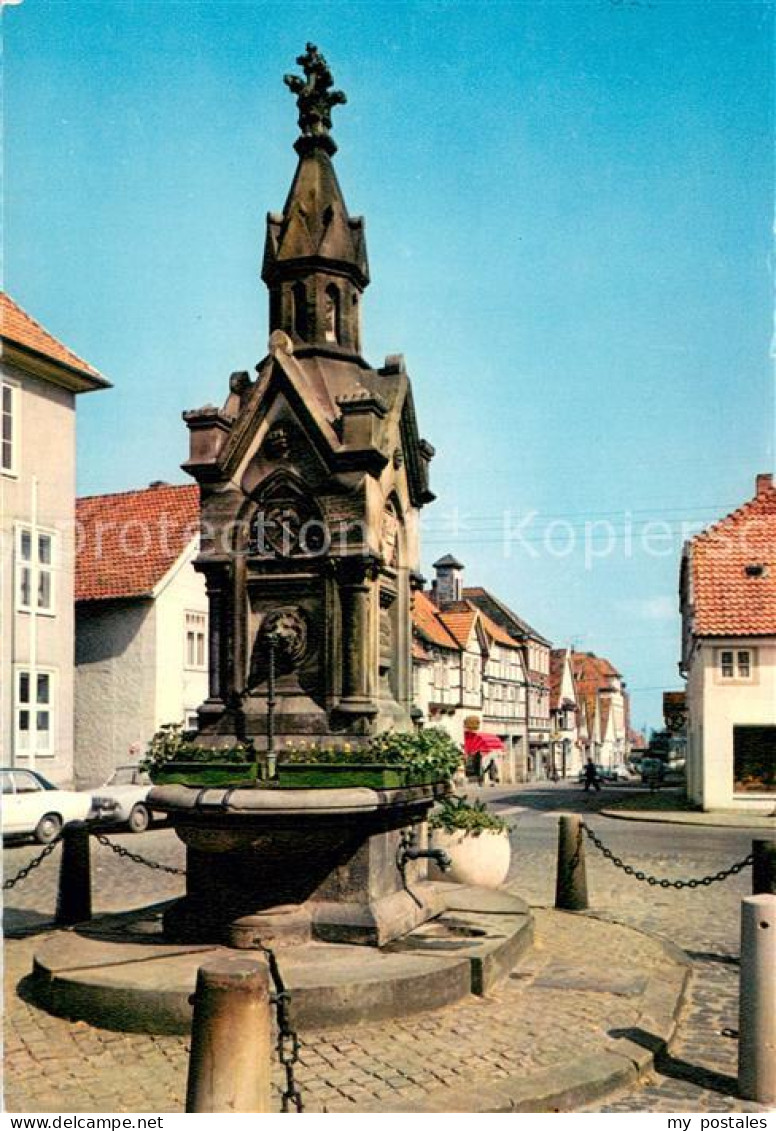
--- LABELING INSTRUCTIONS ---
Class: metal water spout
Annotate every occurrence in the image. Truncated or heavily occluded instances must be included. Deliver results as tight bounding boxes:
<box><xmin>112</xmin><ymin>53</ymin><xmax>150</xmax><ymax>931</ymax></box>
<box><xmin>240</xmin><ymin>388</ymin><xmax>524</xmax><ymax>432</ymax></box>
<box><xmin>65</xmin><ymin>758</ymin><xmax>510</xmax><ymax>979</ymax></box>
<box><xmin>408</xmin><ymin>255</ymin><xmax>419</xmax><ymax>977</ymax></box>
<box><xmin>396</xmin><ymin>827</ymin><xmax>452</xmax><ymax>907</ymax></box>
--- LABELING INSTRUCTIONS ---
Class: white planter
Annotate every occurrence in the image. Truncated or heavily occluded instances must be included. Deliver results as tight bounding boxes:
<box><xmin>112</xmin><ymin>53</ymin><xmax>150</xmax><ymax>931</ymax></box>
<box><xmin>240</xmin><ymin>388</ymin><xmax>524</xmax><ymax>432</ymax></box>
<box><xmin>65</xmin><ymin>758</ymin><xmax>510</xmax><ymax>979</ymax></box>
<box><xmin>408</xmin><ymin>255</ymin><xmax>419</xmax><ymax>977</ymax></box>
<box><xmin>428</xmin><ymin>827</ymin><xmax>511</xmax><ymax>888</ymax></box>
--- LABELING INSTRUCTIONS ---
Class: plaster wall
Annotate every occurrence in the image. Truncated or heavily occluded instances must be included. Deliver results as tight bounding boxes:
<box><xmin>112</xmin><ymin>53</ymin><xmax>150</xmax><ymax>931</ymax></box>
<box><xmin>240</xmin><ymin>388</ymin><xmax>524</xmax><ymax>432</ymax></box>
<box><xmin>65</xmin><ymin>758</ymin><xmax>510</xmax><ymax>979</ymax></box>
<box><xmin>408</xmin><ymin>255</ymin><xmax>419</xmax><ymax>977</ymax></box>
<box><xmin>74</xmin><ymin>600</ymin><xmax>157</xmax><ymax>787</ymax></box>
<box><xmin>1</xmin><ymin>363</ymin><xmax>77</xmax><ymax>785</ymax></box>
<box><xmin>691</xmin><ymin>637</ymin><xmax>776</xmax><ymax>812</ymax></box>
<box><xmin>154</xmin><ymin>548</ymin><xmax>209</xmax><ymax>731</ymax></box>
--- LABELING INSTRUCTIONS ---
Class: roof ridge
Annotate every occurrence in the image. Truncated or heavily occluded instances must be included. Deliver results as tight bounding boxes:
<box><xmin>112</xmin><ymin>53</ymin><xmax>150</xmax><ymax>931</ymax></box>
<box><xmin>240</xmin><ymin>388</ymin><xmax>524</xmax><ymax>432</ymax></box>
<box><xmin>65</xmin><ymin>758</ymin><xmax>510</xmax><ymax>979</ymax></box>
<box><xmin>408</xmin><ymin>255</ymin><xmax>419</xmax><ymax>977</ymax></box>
<box><xmin>692</xmin><ymin>487</ymin><xmax>776</xmax><ymax>542</ymax></box>
<box><xmin>78</xmin><ymin>482</ymin><xmax>198</xmax><ymax>503</ymax></box>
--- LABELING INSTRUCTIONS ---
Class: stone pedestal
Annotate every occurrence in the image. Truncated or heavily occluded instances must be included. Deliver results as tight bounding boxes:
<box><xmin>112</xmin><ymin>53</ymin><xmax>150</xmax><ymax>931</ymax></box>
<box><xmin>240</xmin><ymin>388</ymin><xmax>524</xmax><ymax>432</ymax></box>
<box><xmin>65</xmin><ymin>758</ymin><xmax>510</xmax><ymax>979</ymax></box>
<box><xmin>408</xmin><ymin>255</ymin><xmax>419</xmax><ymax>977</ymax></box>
<box><xmin>151</xmin><ymin>783</ymin><xmax>448</xmax><ymax>948</ymax></box>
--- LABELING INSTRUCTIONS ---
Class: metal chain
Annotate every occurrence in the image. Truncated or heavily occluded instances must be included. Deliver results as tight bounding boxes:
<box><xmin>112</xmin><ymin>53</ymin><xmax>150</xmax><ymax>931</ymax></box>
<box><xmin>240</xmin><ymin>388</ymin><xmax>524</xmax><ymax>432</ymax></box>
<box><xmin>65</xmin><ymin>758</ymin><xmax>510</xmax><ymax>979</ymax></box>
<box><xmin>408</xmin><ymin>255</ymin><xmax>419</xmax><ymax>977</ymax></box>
<box><xmin>581</xmin><ymin>822</ymin><xmax>754</xmax><ymax>889</ymax></box>
<box><xmin>255</xmin><ymin>942</ymin><xmax>304</xmax><ymax>1113</ymax></box>
<box><xmin>94</xmin><ymin>833</ymin><xmax>187</xmax><ymax>876</ymax></box>
<box><xmin>2</xmin><ymin>834</ymin><xmax>63</xmax><ymax>890</ymax></box>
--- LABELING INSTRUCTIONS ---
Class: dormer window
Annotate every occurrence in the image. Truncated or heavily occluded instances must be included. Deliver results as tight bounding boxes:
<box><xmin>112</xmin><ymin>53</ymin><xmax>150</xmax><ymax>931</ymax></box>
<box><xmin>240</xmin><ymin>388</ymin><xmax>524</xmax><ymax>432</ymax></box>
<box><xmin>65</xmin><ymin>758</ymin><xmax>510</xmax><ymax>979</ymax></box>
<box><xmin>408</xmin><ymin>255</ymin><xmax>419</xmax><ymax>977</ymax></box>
<box><xmin>745</xmin><ymin>563</ymin><xmax>767</xmax><ymax>578</ymax></box>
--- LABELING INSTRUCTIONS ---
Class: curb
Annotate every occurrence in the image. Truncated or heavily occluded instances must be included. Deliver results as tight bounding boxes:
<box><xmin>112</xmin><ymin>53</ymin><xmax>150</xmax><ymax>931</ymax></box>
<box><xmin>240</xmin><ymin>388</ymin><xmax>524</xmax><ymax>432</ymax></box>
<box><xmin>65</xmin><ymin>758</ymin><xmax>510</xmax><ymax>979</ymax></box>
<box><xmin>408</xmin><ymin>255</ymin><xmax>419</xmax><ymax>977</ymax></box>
<box><xmin>600</xmin><ymin>808</ymin><xmax>776</xmax><ymax>830</ymax></box>
<box><xmin>323</xmin><ymin>915</ymin><xmax>693</xmax><ymax>1113</ymax></box>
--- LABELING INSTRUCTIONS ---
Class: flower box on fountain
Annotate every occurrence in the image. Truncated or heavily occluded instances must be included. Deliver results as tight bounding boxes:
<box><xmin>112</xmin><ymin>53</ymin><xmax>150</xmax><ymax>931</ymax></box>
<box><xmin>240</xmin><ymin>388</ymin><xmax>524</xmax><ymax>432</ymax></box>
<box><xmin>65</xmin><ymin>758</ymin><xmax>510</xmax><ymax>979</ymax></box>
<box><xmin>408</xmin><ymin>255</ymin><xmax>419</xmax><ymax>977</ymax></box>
<box><xmin>143</xmin><ymin>723</ymin><xmax>463</xmax><ymax>791</ymax></box>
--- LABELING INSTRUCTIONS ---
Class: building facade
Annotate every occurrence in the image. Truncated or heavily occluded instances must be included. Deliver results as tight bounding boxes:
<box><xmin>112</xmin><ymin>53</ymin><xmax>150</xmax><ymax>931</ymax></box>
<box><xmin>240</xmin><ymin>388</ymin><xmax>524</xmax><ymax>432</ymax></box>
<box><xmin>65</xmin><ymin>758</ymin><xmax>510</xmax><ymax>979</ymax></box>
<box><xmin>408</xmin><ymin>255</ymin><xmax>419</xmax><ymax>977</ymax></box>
<box><xmin>680</xmin><ymin>473</ymin><xmax>776</xmax><ymax>812</ymax></box>
<box><xmin>411</xmin><ymin>558</ymin><xmax>536</xmax><ymax>783</ymax></box>
<box><xmin>463</xmin><ymin>583</ymin><xmax>552</xmax><ymax>779</ymax></box>
<box><xmin>569</xmin><ymin>650</ymin><xmax>630</xmax><ymax>767</ymax></box>
<box><xmin>549</xmin><ymin>648</ymin><xmax>584</xmax><ymax>778</ymax></box>
<box><xmin>74</xmin><ymin>483</ymin><xmax>207</xmax><ymax>786</ymax></box>
<box><xmin>1</xmin><ymin>293</ymin><xmax>109</xmax><ymax>785</ymax></box>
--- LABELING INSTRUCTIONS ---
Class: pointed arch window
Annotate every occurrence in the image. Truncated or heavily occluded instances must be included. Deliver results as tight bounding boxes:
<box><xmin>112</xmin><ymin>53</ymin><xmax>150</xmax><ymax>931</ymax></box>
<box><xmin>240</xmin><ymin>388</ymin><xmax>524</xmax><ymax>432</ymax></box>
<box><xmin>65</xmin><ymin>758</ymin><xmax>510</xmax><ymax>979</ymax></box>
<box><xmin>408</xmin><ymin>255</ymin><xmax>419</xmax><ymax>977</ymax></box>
<box><xmin>292</xmin><ymin>282</ymin><xmax>308</xmax><ymax>340</ymax></box>
<box><xmin>324</xmin><ymin>284</ymin><xmax>340</xmax><ymax>344</ymax></box>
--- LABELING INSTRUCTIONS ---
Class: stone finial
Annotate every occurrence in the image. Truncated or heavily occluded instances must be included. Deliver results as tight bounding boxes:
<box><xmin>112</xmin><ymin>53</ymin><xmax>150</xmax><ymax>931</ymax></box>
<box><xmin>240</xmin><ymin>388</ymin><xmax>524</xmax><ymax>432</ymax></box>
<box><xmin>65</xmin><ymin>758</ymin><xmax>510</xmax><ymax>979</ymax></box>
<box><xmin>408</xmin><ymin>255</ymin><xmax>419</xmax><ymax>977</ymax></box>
<box><xmin>284</xmin><ymin>43</ymin><xmax>346</xmax><ymax>142</ymax></box>
<box><xmin>268</xmin><ymin>329</ymin><xmax>294</xmax><ymax>357</ymax></box>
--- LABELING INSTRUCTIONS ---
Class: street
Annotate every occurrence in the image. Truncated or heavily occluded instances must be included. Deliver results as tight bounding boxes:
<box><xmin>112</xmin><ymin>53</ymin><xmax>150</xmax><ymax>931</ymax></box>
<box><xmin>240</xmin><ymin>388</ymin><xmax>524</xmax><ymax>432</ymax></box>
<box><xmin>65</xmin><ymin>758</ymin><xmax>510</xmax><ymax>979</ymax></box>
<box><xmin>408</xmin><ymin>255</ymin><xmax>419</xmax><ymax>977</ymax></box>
<box><xmin>2</xmin><ymin>782</ymin><xmax>768</xmax><ymax>1113</ymax></box>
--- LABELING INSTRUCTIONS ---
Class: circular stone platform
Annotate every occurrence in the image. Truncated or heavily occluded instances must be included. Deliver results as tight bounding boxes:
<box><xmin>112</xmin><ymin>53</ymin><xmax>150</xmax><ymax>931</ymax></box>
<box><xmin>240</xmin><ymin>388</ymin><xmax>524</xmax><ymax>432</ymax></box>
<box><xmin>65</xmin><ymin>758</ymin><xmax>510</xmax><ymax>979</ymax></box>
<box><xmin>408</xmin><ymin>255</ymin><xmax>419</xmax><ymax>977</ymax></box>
<box><xmin>30</xmin><ymin>886</ymin><xmax>532</xmax><ymax>1033</ymax></box>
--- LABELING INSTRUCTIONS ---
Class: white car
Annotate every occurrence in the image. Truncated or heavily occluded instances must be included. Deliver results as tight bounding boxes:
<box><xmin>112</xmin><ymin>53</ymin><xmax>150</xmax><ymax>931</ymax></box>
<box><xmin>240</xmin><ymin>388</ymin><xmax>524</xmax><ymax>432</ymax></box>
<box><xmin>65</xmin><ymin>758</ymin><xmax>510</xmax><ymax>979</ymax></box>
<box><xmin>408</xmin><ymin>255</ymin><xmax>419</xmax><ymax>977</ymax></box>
<box><xmin>1</xmin><ymin>767</ymin><xmax>94</xmax><ymax>844</ymax></box>
<box><xmin>90</xmin><ymin>765</ymin><xmax>153</xmax><ymax>833</ymax></box>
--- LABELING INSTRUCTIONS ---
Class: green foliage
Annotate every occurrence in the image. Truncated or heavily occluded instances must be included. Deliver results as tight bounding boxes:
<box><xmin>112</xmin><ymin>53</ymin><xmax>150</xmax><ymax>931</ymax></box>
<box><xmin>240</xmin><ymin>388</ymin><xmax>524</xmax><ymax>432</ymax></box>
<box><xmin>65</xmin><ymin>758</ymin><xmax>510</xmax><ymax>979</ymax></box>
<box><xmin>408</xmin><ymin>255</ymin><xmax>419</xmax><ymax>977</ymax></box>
<box><xmin>428</xmin><ymin>794</ymin><xmax>510</xmax><ymax>836</ymax></box>
<box><xmin>280</xmin><ymin>727</ymin><xmax>461</xmax><ymax>780</ymax></box>
<box><xmin>142</xmin><ymin>723</ymin><xmax>462</xmax><ymax>783</ymax></box>
<box><xmin>140</xmin><ymin>723</ymin><xmax>253</xmax><ymax>773</ymax></box>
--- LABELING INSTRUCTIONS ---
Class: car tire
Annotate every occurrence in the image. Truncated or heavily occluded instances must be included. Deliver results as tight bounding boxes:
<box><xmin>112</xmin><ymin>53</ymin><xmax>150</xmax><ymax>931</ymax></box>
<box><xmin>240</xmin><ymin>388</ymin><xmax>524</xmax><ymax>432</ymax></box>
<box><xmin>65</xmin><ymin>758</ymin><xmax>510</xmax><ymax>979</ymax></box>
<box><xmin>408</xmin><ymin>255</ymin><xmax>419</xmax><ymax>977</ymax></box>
<box><xmin>128</xmin><ymin>804</ymin><xmax>150</xmax><ymax>834</ymax></box>
<box><xmin>35</xmin><ymin>813</ymin><xmax>63</xmax><ymax>844</ymax></box>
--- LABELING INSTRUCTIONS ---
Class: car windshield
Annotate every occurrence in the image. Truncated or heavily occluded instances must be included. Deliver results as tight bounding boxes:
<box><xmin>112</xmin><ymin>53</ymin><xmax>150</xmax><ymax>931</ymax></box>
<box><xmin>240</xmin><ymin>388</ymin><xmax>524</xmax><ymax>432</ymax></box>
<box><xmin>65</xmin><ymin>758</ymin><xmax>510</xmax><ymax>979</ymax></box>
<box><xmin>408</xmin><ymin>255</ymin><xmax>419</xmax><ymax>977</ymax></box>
<box><xmin>31</xmin><ymin>772</ymin><xmax>58</xmax><ymax>791</ymax></box>
<box><xmin>106</xmin><ymin>767</ymin><xmax>149</xmax><ymax>786</ymax></box>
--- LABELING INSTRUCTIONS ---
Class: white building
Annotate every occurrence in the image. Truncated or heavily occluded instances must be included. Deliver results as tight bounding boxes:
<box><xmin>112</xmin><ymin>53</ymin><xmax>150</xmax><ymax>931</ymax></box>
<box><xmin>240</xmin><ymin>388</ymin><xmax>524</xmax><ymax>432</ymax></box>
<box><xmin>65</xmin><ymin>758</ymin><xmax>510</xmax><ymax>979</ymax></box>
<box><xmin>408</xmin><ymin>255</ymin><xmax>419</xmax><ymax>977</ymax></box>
<box><xmin>680</xmin><ymin>473</ymin><xmax>776</xmax><ymax>812</ymax></box>
<box><xmin>1</xmin><ymin>293</ymin><xmax>109</xmax><ymax>785</ymax></box>
<box><xmin>549</xmin><ymin>648</ymin><xmax>584</xmax><ymax>778</ymax></box>
<box><xmin>569</xmin><ymin>651</ymin><xmax>630</xmax><ymax>768</ymax></box>
<box><xmin>74</xmin><ymin>482</ymin><xmax>208</xmax><ymax>786</ymax></box>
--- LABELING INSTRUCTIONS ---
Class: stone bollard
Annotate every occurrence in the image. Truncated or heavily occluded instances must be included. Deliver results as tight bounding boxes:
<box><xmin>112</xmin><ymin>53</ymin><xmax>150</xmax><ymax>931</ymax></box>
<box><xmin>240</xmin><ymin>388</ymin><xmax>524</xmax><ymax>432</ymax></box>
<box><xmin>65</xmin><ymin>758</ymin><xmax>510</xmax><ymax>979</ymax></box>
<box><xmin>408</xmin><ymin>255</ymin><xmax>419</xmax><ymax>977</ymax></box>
<box><xmin>186</xmin><ymin>956</ymin><xmax>272</xmax><ymax>1113</ymax></box>
<box><xmin>555</xmin><ymin>814</ymin><xmax>589</xmax><ymax>911</ymax></box>
<box><xmin>752</xmin><ymin>839</ymin><xmax>776</xmax><ymax>896</ymax></box>
<box><xmin>738</xmin><ymin>893</ymin><xmax>776</xmax><ymax>1104</ymax></box>
<box><xmin>55</xmin><ymin>821</ymin><xmax>92</xmax><ymax>926</ymax></box>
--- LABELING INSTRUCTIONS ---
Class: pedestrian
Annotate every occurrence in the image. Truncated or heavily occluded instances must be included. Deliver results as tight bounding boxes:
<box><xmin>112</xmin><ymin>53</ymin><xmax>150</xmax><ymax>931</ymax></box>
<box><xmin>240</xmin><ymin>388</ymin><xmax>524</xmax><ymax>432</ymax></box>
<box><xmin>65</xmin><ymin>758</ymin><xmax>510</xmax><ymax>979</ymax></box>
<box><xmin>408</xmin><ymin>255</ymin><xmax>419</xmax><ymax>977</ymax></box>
<box><xmin>583</xmin><ymin>757</ymin><xmax>601</xmax><ymax>792</ymax></box>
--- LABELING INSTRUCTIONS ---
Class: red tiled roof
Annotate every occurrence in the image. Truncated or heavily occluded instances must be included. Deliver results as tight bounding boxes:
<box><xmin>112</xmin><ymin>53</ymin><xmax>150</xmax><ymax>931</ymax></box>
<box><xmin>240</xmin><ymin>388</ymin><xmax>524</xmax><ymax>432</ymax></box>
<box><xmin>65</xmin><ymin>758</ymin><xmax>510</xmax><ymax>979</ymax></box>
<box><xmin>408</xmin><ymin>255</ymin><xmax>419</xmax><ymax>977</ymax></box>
<box><xmin>663</xmin><ymin>691</ymin><xmax>686</xmax><ymax>711</ymax></box>
<box><xmin>412</xmin><ymin>590</ymin><xmax>460</xmax><ymax>651</ymax></box>
<box><xmin>76</xmin><ymin>484</ymin><xmax>200</xmax><ymax>601</ymax></box>
<box><xmin>1</xmin><ymin>292</ymin><xmax>104</xmax><ymax>380</ymax></box>
<box><xmin>437</xmin><ymin>602</ymin><xmax>479</xmax><ymax>649</ymax></box>
<box><xmin>689</xmin><ymin>476</ymin><xmax>776</xmax><ymax>636</ymax></box>
<box><xmin>569</xmin><ymin>651</ymin><xmax>621</xmax><ymax>730</ymax></box>
<box><xmin>463</xmin><ymin>586</ymin><xmax>551</xmax><ymax>646</ymax></box>
<box><xmin>478</xmin><ymin>607</ymin><xmax>523</xmax><ymax>651</ymax></box>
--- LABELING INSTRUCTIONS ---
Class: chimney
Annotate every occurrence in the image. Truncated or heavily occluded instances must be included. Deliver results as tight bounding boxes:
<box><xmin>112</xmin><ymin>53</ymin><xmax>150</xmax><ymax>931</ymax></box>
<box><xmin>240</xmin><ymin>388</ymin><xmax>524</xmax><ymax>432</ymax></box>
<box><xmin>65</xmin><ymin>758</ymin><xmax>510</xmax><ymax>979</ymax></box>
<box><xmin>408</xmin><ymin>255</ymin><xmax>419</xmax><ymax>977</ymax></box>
<box><xmin>756</xmin><ymin>472</ymin><xmax>773</xmax><ymax>497</ymax></box>
<box><xmin>433</xmin><ymin>554</ymin><xmax>464</xmax><ymax>607</ymax></box>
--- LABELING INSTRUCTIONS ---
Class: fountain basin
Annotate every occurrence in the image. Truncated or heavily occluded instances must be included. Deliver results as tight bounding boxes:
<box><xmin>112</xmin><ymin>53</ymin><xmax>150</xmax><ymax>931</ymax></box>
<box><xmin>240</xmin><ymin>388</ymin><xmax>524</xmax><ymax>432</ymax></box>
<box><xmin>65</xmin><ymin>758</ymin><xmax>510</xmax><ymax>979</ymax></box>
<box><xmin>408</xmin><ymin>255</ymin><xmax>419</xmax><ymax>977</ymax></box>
<box><xmin>149</xmin><ymin>781</ymin><xmax>451</xmax><ymax>949</ymax></box>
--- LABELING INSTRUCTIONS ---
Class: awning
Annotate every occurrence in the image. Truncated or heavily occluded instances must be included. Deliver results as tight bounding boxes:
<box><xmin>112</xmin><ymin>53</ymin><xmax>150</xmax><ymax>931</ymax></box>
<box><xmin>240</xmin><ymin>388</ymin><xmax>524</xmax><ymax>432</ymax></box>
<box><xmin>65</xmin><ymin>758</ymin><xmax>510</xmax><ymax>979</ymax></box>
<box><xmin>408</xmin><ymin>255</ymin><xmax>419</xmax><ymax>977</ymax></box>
<box><xmin>464</xmin><ymin>731</ymin><xmax>505</xmax><ymax>756</ymax></box>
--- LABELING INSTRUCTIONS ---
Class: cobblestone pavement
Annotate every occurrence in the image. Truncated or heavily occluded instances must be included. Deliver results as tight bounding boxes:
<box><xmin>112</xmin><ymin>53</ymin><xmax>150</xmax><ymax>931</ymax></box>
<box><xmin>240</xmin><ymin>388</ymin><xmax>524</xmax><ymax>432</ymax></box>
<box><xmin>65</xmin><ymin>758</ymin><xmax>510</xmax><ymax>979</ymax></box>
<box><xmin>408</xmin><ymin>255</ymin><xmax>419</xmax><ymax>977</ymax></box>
<box><xmin>3</xmin><ymin>786</ymin><xmax>773</xmax><ymax>1113</ymax></box>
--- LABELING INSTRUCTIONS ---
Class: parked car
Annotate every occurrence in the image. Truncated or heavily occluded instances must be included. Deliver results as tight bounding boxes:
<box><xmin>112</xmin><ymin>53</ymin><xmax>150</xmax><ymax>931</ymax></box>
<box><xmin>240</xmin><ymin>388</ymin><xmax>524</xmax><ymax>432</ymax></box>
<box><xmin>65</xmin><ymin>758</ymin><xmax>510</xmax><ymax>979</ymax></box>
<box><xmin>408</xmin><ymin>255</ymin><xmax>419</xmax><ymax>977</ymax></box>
<box><xmin>610</xmin><ymin>762</ymin><xmax>635</xmax><ymax>782</ymax></box>
<box><xmin>1</xmin><ymin>767</ymin><xmax>93</xmax><ymax>844</ymax></box>
<box><xmin>90</xmin><ymin>765</ymin><xmax>154</xmax><ymax>833</ymax></box>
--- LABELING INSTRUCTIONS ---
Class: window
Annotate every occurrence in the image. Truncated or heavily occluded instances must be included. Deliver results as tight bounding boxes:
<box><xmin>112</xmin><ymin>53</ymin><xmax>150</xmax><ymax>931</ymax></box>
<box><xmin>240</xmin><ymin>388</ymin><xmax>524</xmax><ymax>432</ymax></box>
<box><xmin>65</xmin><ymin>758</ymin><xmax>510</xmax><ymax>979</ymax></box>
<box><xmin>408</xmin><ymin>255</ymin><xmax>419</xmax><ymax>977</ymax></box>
<box><xmin>185</xmin><ymin>611</ymin><xmax>207</xmax><ymax>669</ymax></box>
<box><xmin>433</xmin><ymin>661</ymin><xmax>449</xmax><ymax>691</ymax></box>
<box><xmin>2</xmin><ymin>381</ymin><xmax>18</xmax><ymax>474</ymax></box>
<box><xmin>16</xmin><ymin>526</ymin><xmax>56</xmax><ymax>614</ymax></box>
<box><xmin>324</xmin><ymin>285</ymin><xmax>340</xmax><ymax>343</ymax></box>
<box><xmin>719</xmin><ymin>649</ymin><xmax>753</xmax><ymax>679</ymax></box>
<box><xmin>292</xmin><ymin>282</ymin><xmax>308</xmax><ymax>340</ymax></box>
<box><xmin>15</xmin><ymin>669</ymin><xmax>55</xmax><ymax>758</ymax></box>
<box><xmin>734</xmin><ymin>727</ymin><xmax>775</xmax><ymax>794</ymax></box>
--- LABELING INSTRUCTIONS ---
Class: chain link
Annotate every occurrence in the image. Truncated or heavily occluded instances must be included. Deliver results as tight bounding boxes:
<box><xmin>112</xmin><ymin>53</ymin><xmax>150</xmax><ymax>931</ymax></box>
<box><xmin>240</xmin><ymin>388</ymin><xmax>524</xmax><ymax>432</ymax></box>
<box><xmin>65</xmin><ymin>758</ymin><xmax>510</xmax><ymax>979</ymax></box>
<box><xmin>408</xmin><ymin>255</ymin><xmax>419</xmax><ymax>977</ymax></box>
<box><xmin>94</xmin><ymin>833</ymin><xmax>187</xmax><ymax>876</ymax></box>
<box><xmin>2</xmin><ymin>834</ymin><xmax>63</xmax><ymax>890</ymax></box>
<box><xmin>255</xmin><ymin>942</ymin><xmax>304</xmax><ymax>1113</ymax></box>
<box><xmin>581</xmin><ymin>822</ymin><xmax>754</xmax><ymax>889</ymax></box>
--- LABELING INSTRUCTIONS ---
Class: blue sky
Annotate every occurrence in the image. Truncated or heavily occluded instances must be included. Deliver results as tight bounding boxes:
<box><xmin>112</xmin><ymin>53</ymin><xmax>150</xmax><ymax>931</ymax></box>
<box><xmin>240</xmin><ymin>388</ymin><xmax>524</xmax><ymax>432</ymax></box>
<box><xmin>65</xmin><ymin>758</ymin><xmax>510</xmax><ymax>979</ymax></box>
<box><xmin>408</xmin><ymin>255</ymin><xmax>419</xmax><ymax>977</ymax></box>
<box><xmin>5</xmin><ymin>0</ymin><xmax>773</xmax><ymax>730</ymax></box>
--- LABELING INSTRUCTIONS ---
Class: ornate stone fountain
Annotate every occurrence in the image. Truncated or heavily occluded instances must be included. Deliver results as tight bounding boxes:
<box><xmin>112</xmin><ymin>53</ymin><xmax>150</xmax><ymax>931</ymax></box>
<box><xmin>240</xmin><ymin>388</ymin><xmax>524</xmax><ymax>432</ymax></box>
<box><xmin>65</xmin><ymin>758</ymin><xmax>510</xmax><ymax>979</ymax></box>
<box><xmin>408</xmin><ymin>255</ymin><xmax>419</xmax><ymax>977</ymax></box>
<box><xmin>150</xmin><ymin>42</ymin><xmax>445</xmax><ymax>950</ymax></box>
